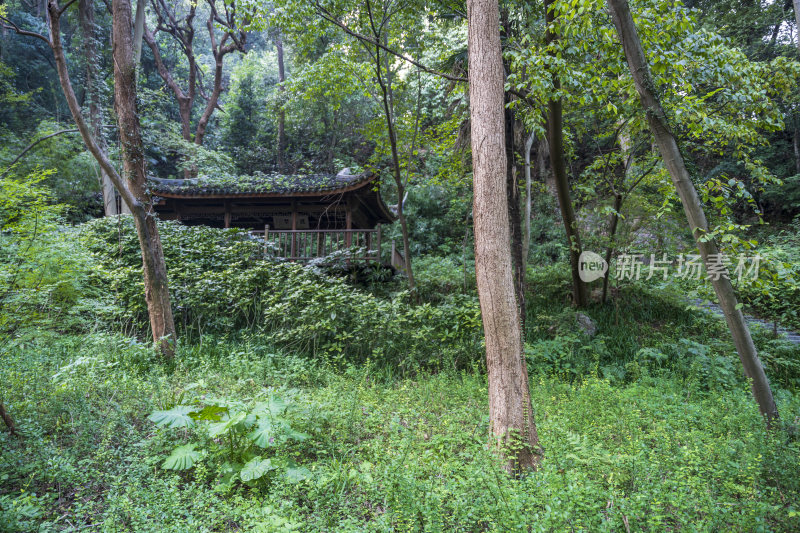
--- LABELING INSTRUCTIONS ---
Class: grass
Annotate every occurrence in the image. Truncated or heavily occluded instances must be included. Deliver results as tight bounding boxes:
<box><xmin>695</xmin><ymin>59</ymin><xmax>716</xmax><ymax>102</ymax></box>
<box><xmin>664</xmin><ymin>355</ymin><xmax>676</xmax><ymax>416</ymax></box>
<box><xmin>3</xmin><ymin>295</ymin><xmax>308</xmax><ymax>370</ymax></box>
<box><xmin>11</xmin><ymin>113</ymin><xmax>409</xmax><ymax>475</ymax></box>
<box><xmin>2</xmin><ymin>314</ymin><xmax>799</xmax><ymax>531</ymax></box>
<box><xmin>1</xmin><ymin>265</ymin><xmax>799</xmax><ymax>532</ymax></box>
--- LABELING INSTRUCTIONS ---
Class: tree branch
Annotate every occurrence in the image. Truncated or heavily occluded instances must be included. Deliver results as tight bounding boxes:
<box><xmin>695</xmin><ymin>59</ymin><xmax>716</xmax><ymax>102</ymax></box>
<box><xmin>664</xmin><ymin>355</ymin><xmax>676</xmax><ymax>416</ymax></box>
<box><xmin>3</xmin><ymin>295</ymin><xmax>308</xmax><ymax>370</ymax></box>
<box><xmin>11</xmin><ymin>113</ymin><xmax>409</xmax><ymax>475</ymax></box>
<box><xmin>0</xmin><ymin>16</ymin><xmax>51</xmax><ymax>45</ymax></box>
<box><xmin>313</xmin><ymin>3</ymin><xmax>468</xmax><ymax>83</ymax></box>
<box><xmin>1</xmin><ymin>126</ymin><xmax>115</xmax><ymax>179</ymax></box>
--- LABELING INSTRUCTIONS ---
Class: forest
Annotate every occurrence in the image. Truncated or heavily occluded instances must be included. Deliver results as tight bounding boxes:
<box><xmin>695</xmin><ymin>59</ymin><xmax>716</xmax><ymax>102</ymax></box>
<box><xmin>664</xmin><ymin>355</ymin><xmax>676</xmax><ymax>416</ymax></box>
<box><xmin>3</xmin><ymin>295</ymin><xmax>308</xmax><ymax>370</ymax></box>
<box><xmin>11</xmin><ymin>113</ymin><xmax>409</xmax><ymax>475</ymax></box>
<box><xmin>1</xmin><ymin>0</ymin><xmax>800</xmax><ymax>530</ymax></box>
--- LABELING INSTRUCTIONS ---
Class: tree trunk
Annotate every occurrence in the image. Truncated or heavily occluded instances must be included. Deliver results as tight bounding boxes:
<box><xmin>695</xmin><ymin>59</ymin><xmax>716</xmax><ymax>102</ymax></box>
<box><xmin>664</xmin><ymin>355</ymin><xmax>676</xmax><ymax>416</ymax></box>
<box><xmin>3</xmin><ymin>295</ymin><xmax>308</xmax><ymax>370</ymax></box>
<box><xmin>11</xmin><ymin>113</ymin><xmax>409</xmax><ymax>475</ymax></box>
<box><xmin>0</xmin><ymin>402</ymin><xmax>16</xmax><ymax>435</ymax></box>
<box><xmin>276</xmin><ymin>32</ymin><xmax>288</xmax><ymax>172</ymax></box>
<box><xmin>112</xmin><ymin>0</ymin><xmax>177</xmax><ymax>356</ymax></box>
<box><xmin>467</xmin><ymin>0</ymin><xmax>540</xmax><ymax>472</ymax></box>
<box><xmin>44</xmin><ymin>0</ymin><xmax>176</xmax><ymax>358</ymax></box>
<box><xmin>794</xmin><ymin>0</ymin><xmax>800</xmax><ymax>53</ymax></box>
<box><xmin>500</xmin><ymin>9</ymin><xmax>526</xmax><ymax>326</ymax></box>
<box><xmin>545</xmin><ymin>0</ymin><xmax>588</xmax><ymax>307</ymax></box>
<box><xmin>78</xmin><ymin>0</ymin><xmax>117</xmax><ymax>216</ymax></box>
<box><xmin>601</xmin><ymin>193</ymin><xmax>622</xmax><ymax>303</ymax></box>
<box><xmin>370</xmin><ymin>23</ymin><xmax>416</xmax><ymax>293</ymax></box>
<box><xmin>505</xmin><ymin>102</ymin><xmax>526</xmax><ymax>324</ymax></box>
<box><xmin>607</xmin><ymin>0</ymin><xmax>778</xmax><ymax>427</ymax></box>
<box><xmin>793</xmin><ymin>119</ymin><xmax>800</xmax><ymax>175</ymax></box>
<box><xmin>133</xmin><ymin>0</ymin><xmax>145</xmax><ymax>65</ymax></box>
<box><xmin>523</xmin><ymin>131</ymin><xmax>535</xmax><ymax>264</ymax></box>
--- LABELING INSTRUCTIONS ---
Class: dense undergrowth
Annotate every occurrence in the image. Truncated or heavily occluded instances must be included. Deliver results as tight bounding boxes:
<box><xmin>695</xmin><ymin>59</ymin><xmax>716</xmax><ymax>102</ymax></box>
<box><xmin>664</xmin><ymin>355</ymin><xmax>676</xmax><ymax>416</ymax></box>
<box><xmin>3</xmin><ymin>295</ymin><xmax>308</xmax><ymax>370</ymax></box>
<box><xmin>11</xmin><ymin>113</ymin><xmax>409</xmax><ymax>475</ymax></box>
<box><xmin>2</xmin><ymin>213</ymin><xmax>800</xmax><ymax>531</ymax></box>
<box><xmin>1</xmin><ymin>329</ymin><xmax>799</xmax><ymax>531</ymax></box>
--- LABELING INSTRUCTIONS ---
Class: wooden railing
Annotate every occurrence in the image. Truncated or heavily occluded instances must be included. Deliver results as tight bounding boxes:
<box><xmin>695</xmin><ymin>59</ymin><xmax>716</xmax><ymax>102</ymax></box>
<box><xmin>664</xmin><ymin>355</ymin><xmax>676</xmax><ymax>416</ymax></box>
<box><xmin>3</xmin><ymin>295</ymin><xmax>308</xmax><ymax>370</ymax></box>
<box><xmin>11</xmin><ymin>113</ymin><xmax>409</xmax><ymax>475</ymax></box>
<box><xmin>252</xmin><ymin>225</ymin><xmax>382</xmax><ymax>262</ymax></box>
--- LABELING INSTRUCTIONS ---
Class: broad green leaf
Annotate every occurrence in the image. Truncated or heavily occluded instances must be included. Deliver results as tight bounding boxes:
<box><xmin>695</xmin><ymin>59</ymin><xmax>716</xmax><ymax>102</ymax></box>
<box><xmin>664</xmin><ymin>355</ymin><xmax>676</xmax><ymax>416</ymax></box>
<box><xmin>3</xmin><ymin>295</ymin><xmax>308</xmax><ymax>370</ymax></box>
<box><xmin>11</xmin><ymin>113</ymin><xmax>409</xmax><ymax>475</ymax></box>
<box><xmin>240</xmin><ymin>456</ymin><xmax>274</xmax><ymax>482</ymax></box>
<box><xmin>285</xmin><ymin>465</ymin><xmax>312</xmax><ymax>483</ymax></box>
<box><xmin>148</xmin><ymin>405</ymin><xmax>197</xmax><ymax>428</ymax></box>
<box><xmin>162</xmin><ymin>444</ymin><xmax>203</xmax><ymax>470</ymax></box>
<box><xmin>191</xmin><ymin>404</ymin><xmax>228</xmax><ymax>422</ymax></box>
<box><xmin>248</xmin><ymin>419</ymin><xmax>275</xmax><ymax>448</ymax></box>
<box><xmin>208</xmin><ymin>411</ymin><xmax>247</xmax><ymax>438</ymax></box>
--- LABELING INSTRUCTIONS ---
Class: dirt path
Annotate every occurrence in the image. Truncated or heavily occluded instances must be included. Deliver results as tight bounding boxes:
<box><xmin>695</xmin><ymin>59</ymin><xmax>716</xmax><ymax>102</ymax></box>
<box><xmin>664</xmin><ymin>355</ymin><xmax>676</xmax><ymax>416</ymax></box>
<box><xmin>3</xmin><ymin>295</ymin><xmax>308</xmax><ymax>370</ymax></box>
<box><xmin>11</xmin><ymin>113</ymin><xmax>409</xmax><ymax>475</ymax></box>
<box><xmin>691</xmin><ymin>299</ymin><xmax>800</xmax><ymax>345</ymax></box>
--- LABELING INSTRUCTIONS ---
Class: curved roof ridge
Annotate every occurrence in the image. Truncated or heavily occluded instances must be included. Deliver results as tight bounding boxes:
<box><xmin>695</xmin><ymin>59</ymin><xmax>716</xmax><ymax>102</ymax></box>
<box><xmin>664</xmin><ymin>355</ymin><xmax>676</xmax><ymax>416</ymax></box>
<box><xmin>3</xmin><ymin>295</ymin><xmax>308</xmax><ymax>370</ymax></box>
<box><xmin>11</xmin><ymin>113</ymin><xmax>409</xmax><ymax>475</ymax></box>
<box><xmin>149</xmin><ymin>171</ymin><xmax>373</xmax><ymax>197</ymax></box>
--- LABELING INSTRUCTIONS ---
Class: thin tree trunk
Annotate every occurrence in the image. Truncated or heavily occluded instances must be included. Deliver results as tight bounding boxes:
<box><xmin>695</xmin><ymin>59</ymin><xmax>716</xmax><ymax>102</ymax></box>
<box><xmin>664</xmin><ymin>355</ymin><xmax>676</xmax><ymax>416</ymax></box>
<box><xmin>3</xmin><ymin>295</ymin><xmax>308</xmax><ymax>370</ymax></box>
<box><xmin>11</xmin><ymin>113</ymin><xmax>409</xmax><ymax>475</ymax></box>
<box><xmin>467</xmin><ymin>0</ymin><xmax>540</xmax><ymax>472</ymax></box>
<box><xmin>79</xmin><ymin>0</ymin><xmax>117</xmax><ymax>216</ymax></box>
<box><xmin>43</xmin><ymin>0</ymin><xmax>176</xmax><ymax>358</ymax></box>
<box><xmin>794</xmin><ymin>0</ymin><xmax>800</xmax><ymax>52</ymax></box>
<box><xmin>112</xmin><ymin>0</ymin><xmax>177</xmax><ymax>356</ymax></box>
<box><xmin>545</xmin><ymin>0</ymin><xmax>588</xmax><ymax>307</ymax></box>
<box><xmin>607</xmin><ymin>0</ymin><xmax>778</xmax><ymax>427</ymax></box>
<box><xmin>133</xmin><ymin>0</ymin><xmax>145</xmax><ymax>65</ymax></box>
<box><xmin>793</xmin><ymin>120</ymin><xmax>800</xmax><ymax>174</ymax></box>
<box><xmin>505</xmin><ymin>102</ymin><xmax>526</xmax><ymax>324</ymax></box>
<box><xmin>367</xmin><ymin>5</ymin><xmax>416</xmax><ymax>292</ymax></box>
<box><xmin>0</xmin><ymin>402</ymin><xmax>15</xmax><ymax>435</ymax></box>
<box><xmin>500</xmin><ymin>10</ymin><xmax>526</xmax><ymax>325</ymax></box>
<box><xmin>276</xmin><ymin>32</ymin><xmax>288</xmax><ymax>172</ymax></box>
<box><xmin>523</xmin><ymin>131</ymin><xmax>535</xmax><ymax>264</ymax></box>
<box><xmin>601</xmin><ymin>193</ymin><xmax>622</xmax><ymax>303</ymax></box>
<box><xmin>143</xmin><ymin>27</ymin><xmax>194</xmax><ymax>142</ymax></box>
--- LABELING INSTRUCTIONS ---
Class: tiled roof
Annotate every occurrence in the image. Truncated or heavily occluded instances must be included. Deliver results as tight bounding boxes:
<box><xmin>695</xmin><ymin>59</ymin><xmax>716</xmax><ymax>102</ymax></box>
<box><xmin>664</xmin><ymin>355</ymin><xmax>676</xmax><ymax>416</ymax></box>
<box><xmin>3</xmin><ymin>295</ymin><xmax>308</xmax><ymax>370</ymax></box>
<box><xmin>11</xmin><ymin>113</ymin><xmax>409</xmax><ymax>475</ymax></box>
<box><xmin>149</xmin><ymin>170</ymin><xmax>372</xmax><ymax>196</ymax></box>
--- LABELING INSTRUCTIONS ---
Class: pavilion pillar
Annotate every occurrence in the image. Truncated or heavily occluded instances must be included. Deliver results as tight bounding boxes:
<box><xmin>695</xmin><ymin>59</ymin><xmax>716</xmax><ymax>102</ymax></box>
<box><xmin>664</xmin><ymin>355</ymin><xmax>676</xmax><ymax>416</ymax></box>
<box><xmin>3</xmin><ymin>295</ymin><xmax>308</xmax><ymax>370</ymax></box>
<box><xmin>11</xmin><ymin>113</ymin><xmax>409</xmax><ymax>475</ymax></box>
<box><xmin>224</xmin><ymin>200</ymin><xmax>231</xmax><ymax>228</ymax></box>
<box><xmin>345</xmin><ymin>200</ymin><xmax>352</xmax><ymax>248</ymax></box>
<box><xmin>291</xmin><ymin>200</ymin><xmax>297</xmax><ymax>259</ymax></box>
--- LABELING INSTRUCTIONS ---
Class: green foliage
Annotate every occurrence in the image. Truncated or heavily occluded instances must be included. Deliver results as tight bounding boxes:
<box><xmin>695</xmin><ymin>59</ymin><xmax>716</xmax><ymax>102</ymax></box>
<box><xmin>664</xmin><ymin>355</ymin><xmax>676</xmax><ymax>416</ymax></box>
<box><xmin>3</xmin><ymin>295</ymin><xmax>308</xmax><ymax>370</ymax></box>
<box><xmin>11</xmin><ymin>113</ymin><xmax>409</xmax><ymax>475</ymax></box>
<box><xmin>2</xmin><ymin>299</ymin><xmax>799</xmax><ymax>531</ymax></box>
<box><xmin>148</xmin><ymin>389</ymin><xmax>311</xmax><ymax>489</ymax></box>
<box><xmin>0</xmin><ymin>170</ymin><xmax>99</xmax><ymax>335</ymax></box>
<box><xmin>79</xmin><ymin>217</ymin><xmax>483</xmax><ymax>370</ymax></box>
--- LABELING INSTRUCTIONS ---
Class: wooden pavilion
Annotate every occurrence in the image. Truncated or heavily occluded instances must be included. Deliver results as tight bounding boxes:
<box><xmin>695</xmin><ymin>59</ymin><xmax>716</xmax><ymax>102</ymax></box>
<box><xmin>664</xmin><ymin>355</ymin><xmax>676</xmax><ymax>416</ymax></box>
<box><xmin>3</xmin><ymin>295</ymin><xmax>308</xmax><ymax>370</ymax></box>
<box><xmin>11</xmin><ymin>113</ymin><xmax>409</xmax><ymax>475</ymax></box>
<box><xmin>150</xmin><ymin>169</ymin><xmax>396</xmax><ymax>262</ymax></box>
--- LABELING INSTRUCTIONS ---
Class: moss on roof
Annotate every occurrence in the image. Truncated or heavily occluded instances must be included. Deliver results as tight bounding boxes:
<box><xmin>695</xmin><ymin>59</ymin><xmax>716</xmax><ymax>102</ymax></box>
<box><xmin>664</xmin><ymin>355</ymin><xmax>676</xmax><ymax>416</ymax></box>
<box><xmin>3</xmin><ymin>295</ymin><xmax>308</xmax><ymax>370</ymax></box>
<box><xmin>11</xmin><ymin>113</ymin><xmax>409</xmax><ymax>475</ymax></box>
<box><xmin>149</xmin><ymin>171</ymin><xmax>371</xmax><ymax>196</ymax></box>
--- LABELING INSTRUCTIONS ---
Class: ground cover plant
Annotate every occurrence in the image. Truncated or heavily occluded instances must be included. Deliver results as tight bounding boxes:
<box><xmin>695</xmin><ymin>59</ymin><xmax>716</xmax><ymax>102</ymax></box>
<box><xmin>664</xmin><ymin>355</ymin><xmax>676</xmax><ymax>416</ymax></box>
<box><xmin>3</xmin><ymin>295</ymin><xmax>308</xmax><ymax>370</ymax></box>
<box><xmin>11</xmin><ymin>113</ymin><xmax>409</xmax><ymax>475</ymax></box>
<box><xmin>3</xmin><ymin>0</ymin><xmax>800</xmax><ymax>528</ymax></box>
<box><xmin>1</xmin><ymin>324</ymin><xmax>799</xmax><ymax>531</ymax></box>
<box><xmin>2</xmin><ymin>217</ymin><xmax>800</xmax><ymax>530</ymax></box>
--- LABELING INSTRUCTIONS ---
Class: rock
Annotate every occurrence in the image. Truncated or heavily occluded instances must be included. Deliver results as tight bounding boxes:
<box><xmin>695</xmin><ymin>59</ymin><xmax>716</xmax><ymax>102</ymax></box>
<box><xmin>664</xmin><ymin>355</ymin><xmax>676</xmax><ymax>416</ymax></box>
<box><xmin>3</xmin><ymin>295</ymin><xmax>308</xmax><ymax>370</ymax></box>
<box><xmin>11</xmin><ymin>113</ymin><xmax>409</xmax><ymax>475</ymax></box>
<box><xmin>576</xmin><ymin>312</ymin><xmax>597</xmax><ymax>337</ymax></box>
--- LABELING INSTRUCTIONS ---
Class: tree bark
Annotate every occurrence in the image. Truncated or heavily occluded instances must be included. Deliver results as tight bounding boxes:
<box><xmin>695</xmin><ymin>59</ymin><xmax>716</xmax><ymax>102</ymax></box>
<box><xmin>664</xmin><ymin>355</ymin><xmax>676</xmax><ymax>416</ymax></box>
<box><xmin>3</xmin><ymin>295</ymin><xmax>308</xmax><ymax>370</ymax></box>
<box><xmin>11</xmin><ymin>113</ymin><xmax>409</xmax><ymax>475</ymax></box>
<box><xmin>43</xmin><ymin>0</ymin><xmax>176</xmax><ymax>358</ymax></box>
<box><xmin>607</xmin><ymin>0</ymin><xmax>778</xmax><ymax>427</ymax></box>
<box><xmin>276</xmin><ymin>32</ymin><xmax>288</xmax><ymax>172</ymax></box>
<box><xmin>78</xmin><ymin>0</ymin><xmax>117</xmax><ymax>215</ymax></box>
<box><xmin>793</xmin><ymin>0</ymin><xmax>800</xmax><ymax>52</ymax></box>
<box><xmin>112</xmin><ymin>0</ymin><xmax>176</xmax><ymax>356</ymax></box>
<box><xmin>523</xmin><ymin>131</ymin><xmax>535</xmax><ymax>264</ymax></box>
<box><xmin>133</xmin><ymin>0</ymin><xmax>145</xmax><ymax>65</ymax></box>
<box><xmin>601</xmin><ymin>193</ymin><xmax>622</xmax><ymax>303</ymax></box>
<box><xmin>793</xmin><ymin>120</ymin><xmax>800</xmax><ymax>175</ymax></box>
<box><xmin>0</xmin><ymin>402</ymin><xmax>15</xmax><ymax>435</ymax></box>
<box><xmin>143</xmin><ymin>1</ymin><xmax>244</xmax><ymax>154</ymax></box>
<box><xmin>545</xmin><ymin>0</ymin><xmax>589</xmax><ymax>307</ymax></box>
<box><xmin>500</xmin><ymin>10</ymin><xmax>526</xmax><ymax>326</ymax></box>
<box><xmin>505</xmin><ymin>102</ymin><xmax>526</xmax><ymax>324</ymax></box>
<box><xmin>467</xmin><ymin>0</ymin><xmax>540</xmax><ymax>471</ymax></box>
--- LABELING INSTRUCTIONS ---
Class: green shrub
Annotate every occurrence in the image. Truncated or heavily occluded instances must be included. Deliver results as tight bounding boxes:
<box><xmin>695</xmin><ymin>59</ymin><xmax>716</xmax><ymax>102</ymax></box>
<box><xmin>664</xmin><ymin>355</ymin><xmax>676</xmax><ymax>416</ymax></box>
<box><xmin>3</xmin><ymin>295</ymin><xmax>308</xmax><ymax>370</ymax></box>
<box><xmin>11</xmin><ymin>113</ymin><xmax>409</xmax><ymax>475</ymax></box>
<box><xmin>413</xmin><ymin>254</ymin><xmax>475</xmax><ymax>303</ymax></box>
<box><xmin>78</xmin><ymin>217</ymin><xmax>483</xmax><ymax>370</ymax></box>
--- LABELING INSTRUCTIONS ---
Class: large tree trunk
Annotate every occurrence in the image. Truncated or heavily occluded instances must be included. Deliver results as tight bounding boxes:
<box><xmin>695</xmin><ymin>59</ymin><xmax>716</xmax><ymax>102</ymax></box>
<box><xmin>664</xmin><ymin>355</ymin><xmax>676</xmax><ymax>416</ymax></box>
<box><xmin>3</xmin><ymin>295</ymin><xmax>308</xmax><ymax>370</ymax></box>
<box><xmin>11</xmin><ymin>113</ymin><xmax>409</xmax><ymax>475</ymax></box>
<box><xmin>44</xmin><ymin>0</ymin><xmax>176</xmax><ymax>358</ymax></box>
<box><xmin>467</xmin><ymin>0</ymin><xmax>540</xmax><ymax>471</ymax></box>
<box><xmin>276</xmin><ymin>32</ymin><xmax>288</xmax><ymax>172</ymax></box>
<box><xmin>793</xmin><ymin>0</ymin><xmax>800</xmax><ymax>52</ymax></box>
<box><xmin>607</xmin><ymin>0</ymin><xmax>778</xmax><ymax>427</ymax></box>
<box><xmin>545</xmin><ymin>0</ymin><xmax>588</xmax><ymax>307</ymax></box>
<box><xmin>78</xmin><ymin>0</ymin><xmax>117</xmax><ymax>216</ymax></box>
